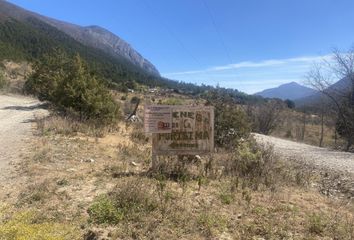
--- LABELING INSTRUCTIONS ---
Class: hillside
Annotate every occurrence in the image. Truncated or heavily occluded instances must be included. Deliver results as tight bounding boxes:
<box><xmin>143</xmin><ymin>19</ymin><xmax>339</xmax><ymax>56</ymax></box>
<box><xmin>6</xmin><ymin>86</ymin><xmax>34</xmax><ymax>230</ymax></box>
<box><xmin>0</xmin><ymin>0</ymin><xmax>266</xmax><ymax>104</ymax></box>
<box><xmin>0</xmin><ymin>0</ymin><xmax>159</xmax><ymax>76</ymax></box>
<box><xmin>294</xmin><ymin>77</ymin><xmax>351</xmax><ymax>107</ymax></box>
<box><xmin>254</xmin><ymin>81</ymin><xmax>316</xmax><ymax>100</ymax></box>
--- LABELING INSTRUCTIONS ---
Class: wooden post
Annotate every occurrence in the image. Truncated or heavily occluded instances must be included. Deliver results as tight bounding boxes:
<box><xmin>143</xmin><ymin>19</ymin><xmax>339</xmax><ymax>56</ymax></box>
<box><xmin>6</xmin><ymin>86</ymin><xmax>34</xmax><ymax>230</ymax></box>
<box><xmin>151</xmin><ymin>154</ymin><xmax>158</xmax><ymax>171</ymax></box>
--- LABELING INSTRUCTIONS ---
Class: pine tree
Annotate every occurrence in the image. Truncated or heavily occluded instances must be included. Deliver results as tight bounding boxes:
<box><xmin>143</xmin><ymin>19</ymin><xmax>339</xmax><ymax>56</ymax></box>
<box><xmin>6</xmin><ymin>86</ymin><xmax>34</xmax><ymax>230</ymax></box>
<box><xmin>25</xmin><ymin>51</ymin><xmax>120</xmax><ymax>125</ymax></box>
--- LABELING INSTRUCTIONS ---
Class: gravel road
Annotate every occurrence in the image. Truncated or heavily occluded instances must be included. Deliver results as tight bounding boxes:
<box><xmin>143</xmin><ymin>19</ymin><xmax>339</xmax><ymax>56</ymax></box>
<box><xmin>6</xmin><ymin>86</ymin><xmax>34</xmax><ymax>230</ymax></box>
<box><xmin>0</xmin><ymin>94</ymin><xmax>48</xmax><ymax>178</ymax></box>
<box><xmin>254</xmin><ymin>133</ymin><xmax>354</xmax><ymax>175</ymax></box>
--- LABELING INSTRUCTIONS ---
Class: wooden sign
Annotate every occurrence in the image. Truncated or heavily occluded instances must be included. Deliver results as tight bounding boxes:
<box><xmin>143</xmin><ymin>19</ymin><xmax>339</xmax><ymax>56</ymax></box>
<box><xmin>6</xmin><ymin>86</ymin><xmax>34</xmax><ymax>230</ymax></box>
<box><xmin>146</xmin><ymin>105</ymin><xmax>214</xmax><ymax>156</ymax></box>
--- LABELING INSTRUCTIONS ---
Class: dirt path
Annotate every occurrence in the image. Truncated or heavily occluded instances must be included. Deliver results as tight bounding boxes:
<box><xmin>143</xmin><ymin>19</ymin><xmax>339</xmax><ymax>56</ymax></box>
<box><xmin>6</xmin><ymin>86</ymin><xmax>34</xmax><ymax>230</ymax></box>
<box><xmin>254</xmin><ymin>133</ymin><xmax>354</xmax><ymax>174</ymax></box>
<box><xmin>0</xmin><ymin>94</ymin><xmax>48</xmax><ymax>179</ymax></box>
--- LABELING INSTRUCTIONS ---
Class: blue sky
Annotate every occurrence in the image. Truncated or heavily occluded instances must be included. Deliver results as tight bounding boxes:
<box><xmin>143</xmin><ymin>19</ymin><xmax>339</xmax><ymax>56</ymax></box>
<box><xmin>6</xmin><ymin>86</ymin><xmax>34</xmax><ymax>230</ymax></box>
<box><xmin>8</xmin><ymin>0</ymin><xmax>354</xmax><ymax>93</ymax></box>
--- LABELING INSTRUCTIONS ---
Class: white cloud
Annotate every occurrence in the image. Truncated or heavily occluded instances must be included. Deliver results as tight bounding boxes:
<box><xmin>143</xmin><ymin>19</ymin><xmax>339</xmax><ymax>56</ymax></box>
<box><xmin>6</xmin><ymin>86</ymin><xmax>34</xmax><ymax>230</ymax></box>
<box><xmin>161</xmin><ymin>54</ymin><xmax>335</xmax><ymax>94</ymax></box>
<box><xmin>163</xmin><ymin>54</ymin><xmax>332</xmax><ymax>76</ymax></box>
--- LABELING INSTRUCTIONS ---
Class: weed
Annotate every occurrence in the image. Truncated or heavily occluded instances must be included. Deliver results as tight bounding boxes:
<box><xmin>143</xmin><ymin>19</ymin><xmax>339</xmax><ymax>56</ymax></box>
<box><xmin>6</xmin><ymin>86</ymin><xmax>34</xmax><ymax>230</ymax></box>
<box><xmin>88</xmin><ymin>178</ymin><xmax>158</xmax><ymax>225</ymax></box>
<box><xmin>87</xmin><ymin>195</ymin><xmax>123</xmax><ymax>225</ymax></box>
<box><xmin>32</xmin><ymin>147</ymin><xmax>52</xmax><ymax>163</ymax></box>
<box><xmin>0</xmin><ymin>206</ymin><xmax>80</xmax><ymax>240</ymax></box>
<box><xmin>130</xmin><ymin>125</ymin><xmax>149</xmax><ymax>144</ymax></box>
<box><xmin>197</xmin><ymin>212</ymin><xmax>227</xmax><ymax>237</ymax></box>
<box><xmin>109</xmin><ymin>179</ymin><xmax>158</xmax><ymax>221</ymax></box>
<box><xmin>219</xmin><ymin>192</ymin><xmax>233</xmax><ymax>205</ymax></box>
<box><xmin>17</xmin><ymin>182</ymin><xmax>53</xmax><ymax>205</ymax></box>
<box><xmin>307</xmin><ymin>213</ymin><xmax>327</xmax><ymax>235</ymax></box>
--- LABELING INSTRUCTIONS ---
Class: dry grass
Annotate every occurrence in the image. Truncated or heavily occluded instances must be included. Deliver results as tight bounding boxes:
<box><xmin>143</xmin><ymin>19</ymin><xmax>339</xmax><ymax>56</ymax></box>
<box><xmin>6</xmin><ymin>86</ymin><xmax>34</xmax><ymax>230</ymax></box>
<box><xmin>271</xmin><ymin>109</ymin><xmax>347</xmax><ymax>149</ymax></box>
<box><xmin>0</xmin><ymin>115</ymin><xmax>353</xmax><ymax>239</ymax></box>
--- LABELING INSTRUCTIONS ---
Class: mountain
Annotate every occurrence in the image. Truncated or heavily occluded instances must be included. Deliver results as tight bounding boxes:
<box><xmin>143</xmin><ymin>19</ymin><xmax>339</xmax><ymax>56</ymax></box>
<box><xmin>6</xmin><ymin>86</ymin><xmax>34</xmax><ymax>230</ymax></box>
<box><xmin>254</xmin><ymin>82</ymin><xmax>317</xmax><ymax>100</ymax></box>
<box><xmin>0</xmin><ymin>0</ymin><xmax>265</xmax><ymax>104</ymax></box>
<box><xmin>294</xmin><ymin>77</ymin><xmax>351</xmax><ymax>107</ymax></box>
<box><xmin>0</xmin><ymin>0</ymin><xmax>159</xmax><ymax>77</ymax></box>
<box><xmin>34</xmin><ymin>21</ymin><xmax>160</xmax><ymax>76</ymax></box>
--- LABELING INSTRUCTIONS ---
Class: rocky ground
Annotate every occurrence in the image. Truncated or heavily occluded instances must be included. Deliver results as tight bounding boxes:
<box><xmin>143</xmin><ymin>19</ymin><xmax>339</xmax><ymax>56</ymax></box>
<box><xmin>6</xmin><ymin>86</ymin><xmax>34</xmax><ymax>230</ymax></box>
<box><xmin>254</xmin><ymin>133</ymin><xmax>354</xmax><ymax>174</ymax></box>
<box><xmin>254</xmin><ymin>133</ymin><xmax>354</xmax><ymax>199</ymax></box>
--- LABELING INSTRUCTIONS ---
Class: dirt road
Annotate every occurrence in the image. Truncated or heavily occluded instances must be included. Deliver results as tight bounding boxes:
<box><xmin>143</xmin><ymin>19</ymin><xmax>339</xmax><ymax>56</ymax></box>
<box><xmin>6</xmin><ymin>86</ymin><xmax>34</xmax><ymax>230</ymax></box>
<box><xmin>254</xmin><ymin>133</ymin><xmax>354</xmax><ymax>174</ymax></box>
<box><xmin>0</xmin><ymin>94</ymin><xmax>48</xmax><ymax>179</ymax></box>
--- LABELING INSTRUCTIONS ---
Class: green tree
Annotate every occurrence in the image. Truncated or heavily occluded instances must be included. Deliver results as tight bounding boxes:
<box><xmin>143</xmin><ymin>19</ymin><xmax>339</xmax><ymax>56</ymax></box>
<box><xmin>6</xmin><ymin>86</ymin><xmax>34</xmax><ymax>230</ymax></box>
<box><xmin>25</xmin><ymin>51</ymin><xmax>120</xmax><ymax>125</ymax></box>
<box><xmin>205</xmin><ymin>89</ymin><xmax>251</xmax><ymax>149</ymax></box>
<box><xmin>0</xmin><ymin>69</ymin><xmax>6</xmax><ymax>89</ymax></box>
<box><xmin>284</xmin><ymin>99</ymin><xmax>295</xmax><ymax>109</ymax></box>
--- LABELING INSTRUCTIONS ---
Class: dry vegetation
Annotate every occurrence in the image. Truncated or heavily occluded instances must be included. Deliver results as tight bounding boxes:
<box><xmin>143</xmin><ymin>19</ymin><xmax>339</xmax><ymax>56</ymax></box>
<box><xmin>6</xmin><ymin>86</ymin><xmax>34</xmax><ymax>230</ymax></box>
<box><xmin>1</xmin><ymin>107</ymin><xmax>353</xmax><ymax>239</ymax></box>
<box><xmin>0</xmin><ymin>60</ymin><xmax>31</xmax><ymax>93</ymax></box>
<box><xmin>271</xmin><ymin>108</ymin><xmax>344</xmax><ymax>149</ymax></box>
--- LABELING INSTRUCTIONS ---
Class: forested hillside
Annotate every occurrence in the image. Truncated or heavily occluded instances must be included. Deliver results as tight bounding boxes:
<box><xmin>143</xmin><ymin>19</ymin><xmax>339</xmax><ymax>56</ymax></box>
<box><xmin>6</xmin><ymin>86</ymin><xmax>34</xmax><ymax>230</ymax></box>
<box><xmin>0</xmin><ymin>18</ymin><xmax>159</xmax><ymax>90</ymax></box>
<box><xmin>0</xmin><ymin>18</ymin><xmax>263</xmax><ymax>103</ymax></box>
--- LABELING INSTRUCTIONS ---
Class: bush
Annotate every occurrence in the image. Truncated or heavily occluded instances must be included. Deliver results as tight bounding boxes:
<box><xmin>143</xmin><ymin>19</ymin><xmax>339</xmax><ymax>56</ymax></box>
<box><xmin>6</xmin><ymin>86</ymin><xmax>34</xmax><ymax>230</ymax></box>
<box><xmin>308</xmin><ymin>213</ymin><xmax>327</xmax><ymax>235</ymax></box>
<box><xmin>88</xmin><ymin>179</ymin><xmax>158</xmax><ymax>225</ymax></box>
<box><xmin>130</xmin><ymin>125</ymin><xmax>149</xmax><ymax>144</ymax></box>
<box><xmin>87</xmin><ymin>195</ymin><xmax>123</xmax><ymax>225</ymax></box>
<box><xmin>0</xmin><ymin>69</ymin><xmax>7</xmax><ymax>89</ymax></box>
<box><xmin>250</xmin><ymin>100</ymin><xmax>284</xmax><ymax>135</ymax></box>
<box><xmin>130</xmin><ymin>96</ymin><xmax>140</xmax><ymax>104</ymax></box>
<box><xmin>225</xmin><ymin>137</ymin><xmax>278</xmax><ymax>190</ymax></box>
<box><xmin>25</xmin><ymin>51</ymin><xmax>120</xmax><ymax>126</ymax></box>
<box><xmin>215</xmin><ymin>105</ymin><xmax>251</xmax><ymax>149</ymax></box>
<box><xmin>109</xmin><ymin>179</ymin><xmax>158</xmax><ymax>220</ymax></box>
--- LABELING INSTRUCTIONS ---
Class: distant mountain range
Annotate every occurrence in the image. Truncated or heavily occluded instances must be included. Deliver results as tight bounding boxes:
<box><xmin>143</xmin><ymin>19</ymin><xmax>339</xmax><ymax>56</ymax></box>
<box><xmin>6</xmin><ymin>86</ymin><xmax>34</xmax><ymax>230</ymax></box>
<box><xmin>254</xmin><ymin>82</ymin><xmax>317</xmax><ymax>100</ymax></box>
<box><xmin>0</xmin><ymin>0</ymin><xmax>159</xmax><ymax>76</ymax></box>
<box><xmin>254</xmin><ymin>78</ymin><xmax>352</xmax><ymax>108</ymax></box>
<box><xmin>294</xmin><ymin>77</ymin><xmax>351</xmax><ymax>107</ymax></box>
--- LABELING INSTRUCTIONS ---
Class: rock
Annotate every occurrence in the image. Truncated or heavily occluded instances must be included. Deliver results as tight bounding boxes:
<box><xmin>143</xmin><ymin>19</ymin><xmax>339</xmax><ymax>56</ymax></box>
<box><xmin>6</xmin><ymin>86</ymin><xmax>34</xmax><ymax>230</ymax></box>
<box><xmin>81</xmin><ymin>158</ymin><xmax>95</xmax><ymax>163</ymax></box>
<box><xmin>131</xmin><ymin>161</ymin><xmax>139</xmax><ymax>166</ymax></box>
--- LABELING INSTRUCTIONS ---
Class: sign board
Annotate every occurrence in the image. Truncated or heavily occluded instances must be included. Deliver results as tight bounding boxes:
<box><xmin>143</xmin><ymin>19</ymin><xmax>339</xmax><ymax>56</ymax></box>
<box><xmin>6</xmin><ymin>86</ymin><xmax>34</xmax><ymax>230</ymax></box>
<box><xmin>144</xmin><ymin>105</ymin><xmax>172</xmax><ymax>133</ymax></box>
<box><xmin>145</xmin><ymin>105</ymin><xmax>214</xmax><ymax>155</ymax></box>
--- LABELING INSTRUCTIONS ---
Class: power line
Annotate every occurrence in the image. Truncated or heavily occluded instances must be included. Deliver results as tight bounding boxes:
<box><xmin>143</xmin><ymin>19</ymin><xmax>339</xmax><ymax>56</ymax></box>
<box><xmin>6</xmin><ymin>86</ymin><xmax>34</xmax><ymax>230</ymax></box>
<box><xmin>139</xmin><ymin>0</ymin><xmax>203</xmax><ymax>67</ymax></box>
<box><xmin>201</xmin><ymin>0</ymin><xmax>234</xmax><ymax>64</ymax></box>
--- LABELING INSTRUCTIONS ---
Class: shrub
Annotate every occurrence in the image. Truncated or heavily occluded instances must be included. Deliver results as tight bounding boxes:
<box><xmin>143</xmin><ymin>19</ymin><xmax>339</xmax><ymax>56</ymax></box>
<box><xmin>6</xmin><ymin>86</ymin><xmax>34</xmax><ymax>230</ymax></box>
<box><xmin>25</xmin><ymin>51</ymin><xmax>120</xmax><ymax>126</ymax></box>
<box><xmin>0</xmin><ymin>69</ymin><xmax>7</xmax><ymax>89</ymax></box>
<box><xmin>130</xmin><ymin>96</ymin><xmax>140</xmax><ymax>104</ymax></box>
<box><xmin>130</xmin><ymin>125</ymin><xmax>149</xmax><ymax>144</ymax></box>
<box><xmin>109</xmin><ymin>179</ymin><xmax>158</xmax><ymax>220</ymax></box>
<box><xmin>215</xmin><ymin>105</ymin><xmax>251</xmax><ymax>149</ymax></box>
<box><xmin>225</xmin><ymin>137</ymin><xmax>278</xmax><ymax>190</ymax></box>
<box><xmin>219</xmin><ymin>192</ymin><xmax>233</xmax><ymax>205</ymax></box>
<box><xmin>17</xmin><ymin>182</ymin><xmax>53</xmax><ymax>205</ymax></box>
<box><xmin>88</xmin><ymin>179</ymin><xmax>158</xmax><ymax>225</ymax></box>
<box><xmin>197</xmin><ymin>212</ymin><xmax>227</xmax><ymax>237</ymax></box>
<box><xmin>87</xmin><ymin>195</ymin><xmax>123</xmax><ymax>225</ymax></box>
<box><xmin>308</xmin><ymin>213</ymin><xmax>327</xmax><ymax>235</ymax></box>
<box><xmin>250</xmin><ymin>100</ymin><xmax>285</xmax><ymax>135</ymax></box>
